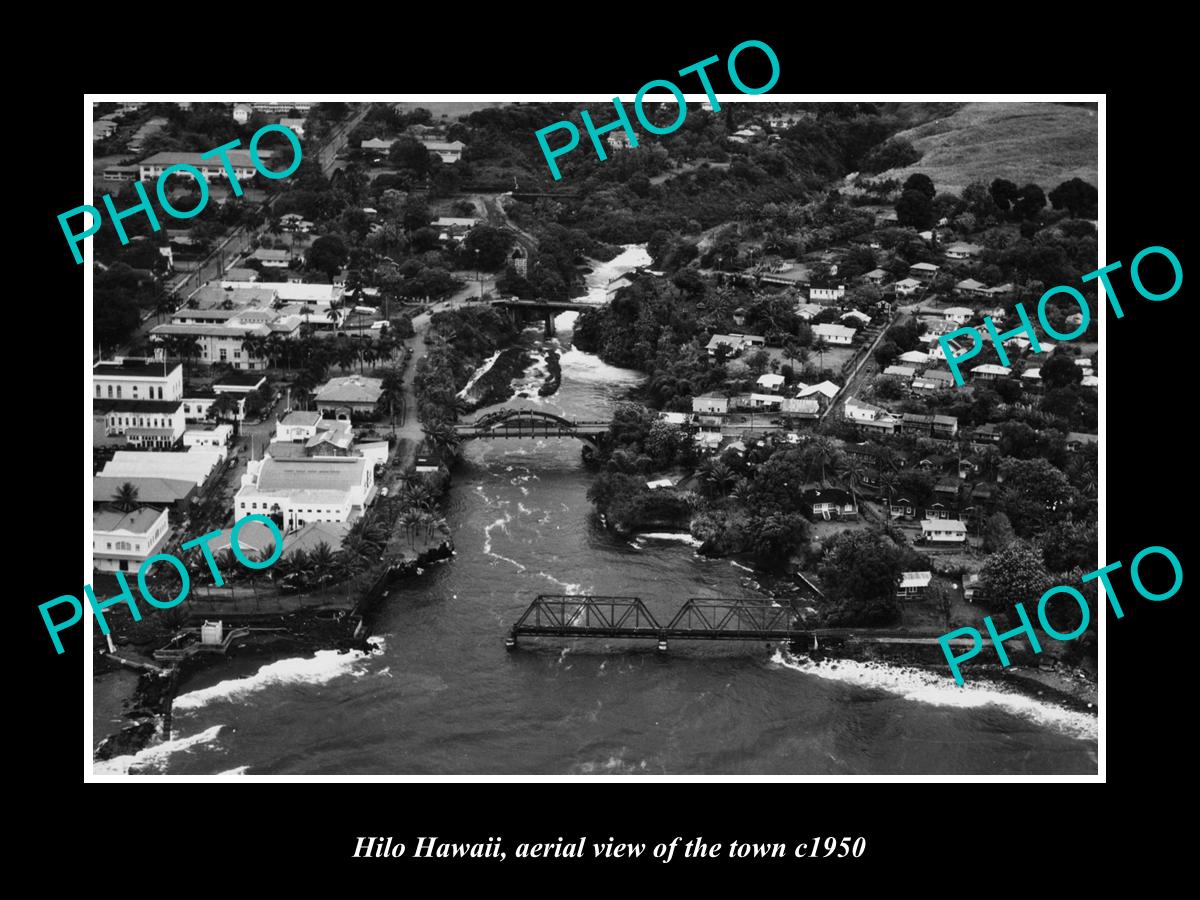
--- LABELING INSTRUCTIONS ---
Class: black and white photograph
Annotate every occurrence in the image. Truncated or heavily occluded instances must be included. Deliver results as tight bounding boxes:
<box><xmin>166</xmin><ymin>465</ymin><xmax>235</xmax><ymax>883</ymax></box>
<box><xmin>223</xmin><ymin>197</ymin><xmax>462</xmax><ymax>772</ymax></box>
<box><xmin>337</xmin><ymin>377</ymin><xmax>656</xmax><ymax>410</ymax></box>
<box><xmin>77</xmin><ymin>93</ymin><xmax>1112</xmax><ymax>778</ymax></box>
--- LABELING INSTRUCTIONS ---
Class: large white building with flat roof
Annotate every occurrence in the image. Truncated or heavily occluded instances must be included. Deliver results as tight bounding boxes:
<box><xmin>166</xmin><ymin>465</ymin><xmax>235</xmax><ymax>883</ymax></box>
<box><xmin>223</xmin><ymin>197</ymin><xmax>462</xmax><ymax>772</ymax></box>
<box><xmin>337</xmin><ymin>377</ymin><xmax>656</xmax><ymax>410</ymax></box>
<box><xmin>235</xmin><ymin>456</ymin><xmax>375</xmax><ymax>530</ymax></box>
<box><xmin>93</xmin><ymin>359</ymin><xmax>183</xmax><ymax>402</ymax></box>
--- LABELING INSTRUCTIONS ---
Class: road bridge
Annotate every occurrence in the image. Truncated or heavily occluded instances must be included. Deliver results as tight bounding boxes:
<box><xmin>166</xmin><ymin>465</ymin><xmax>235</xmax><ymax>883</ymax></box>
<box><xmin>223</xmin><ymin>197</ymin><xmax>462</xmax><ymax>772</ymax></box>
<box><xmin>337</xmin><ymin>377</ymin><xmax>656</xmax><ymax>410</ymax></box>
<box><xmin>454</xmin><ymin>409</ymin><xmax>610</xmax><ymax>447</ymax></box>
<box><xmin>490</xmin><ymin>298</ymin><xmax>596</xmax><ymax>337</ymax></box>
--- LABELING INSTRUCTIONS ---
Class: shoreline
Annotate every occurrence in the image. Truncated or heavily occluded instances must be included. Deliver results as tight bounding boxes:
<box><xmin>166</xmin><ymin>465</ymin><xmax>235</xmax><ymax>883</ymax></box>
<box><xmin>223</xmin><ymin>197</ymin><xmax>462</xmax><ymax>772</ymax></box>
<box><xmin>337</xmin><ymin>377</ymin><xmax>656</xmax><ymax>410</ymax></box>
<box><xmin>92</xmin><ymin>540</ymin><xmax>455</xmax><ymax>767</ymax></box>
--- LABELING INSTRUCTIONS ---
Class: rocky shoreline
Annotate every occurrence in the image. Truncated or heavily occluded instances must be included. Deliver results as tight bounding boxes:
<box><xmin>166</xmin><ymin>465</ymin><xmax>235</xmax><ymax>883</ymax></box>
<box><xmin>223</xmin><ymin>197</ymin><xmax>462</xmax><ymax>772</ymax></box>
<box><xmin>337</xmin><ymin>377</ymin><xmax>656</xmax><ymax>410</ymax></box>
<box><xmin>92</xmin><ymin>540</ymin><xmax>456</xmax><ymax>765</ymax></box>
<box><xmin>805</xmin><ymin>640</ymin><xmax>1098</xmax><ymax>714</ymax></box>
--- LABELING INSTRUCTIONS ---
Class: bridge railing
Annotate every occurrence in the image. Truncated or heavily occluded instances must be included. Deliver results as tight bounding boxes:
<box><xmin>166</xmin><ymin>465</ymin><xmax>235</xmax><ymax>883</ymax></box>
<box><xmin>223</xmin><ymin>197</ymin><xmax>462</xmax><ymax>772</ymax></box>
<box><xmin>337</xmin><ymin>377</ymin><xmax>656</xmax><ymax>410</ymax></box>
<box><xmin>513</xmin><ymin>595</ymin><xmax>662</xmax><ymax>634</ymax></box>
<box><xmin>666</xmin><ymin>598</ymin><xmax>801</xmax><ymax>636</ymax></box>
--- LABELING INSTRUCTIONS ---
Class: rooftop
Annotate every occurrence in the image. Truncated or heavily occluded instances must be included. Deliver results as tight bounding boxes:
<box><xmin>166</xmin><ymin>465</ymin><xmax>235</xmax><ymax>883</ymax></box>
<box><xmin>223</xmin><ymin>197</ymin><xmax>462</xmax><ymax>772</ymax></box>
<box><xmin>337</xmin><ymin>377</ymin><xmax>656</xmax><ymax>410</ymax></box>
<box><xmin>95</xmin><ymin>398</ymin><xmax>183</xmax><ymax>414</ymax></box>
<box><xmin>314</xmin><ymin>375</ymin><xmax>383</xmax><ymax>404</ymax></box>
<box><xmin>93</xmin><ymin>360</ymin><xmax>180</xmax><ymax>380</ymax></box>
<box><xmin>93</xmin><ymin>476</ymin><xmax>195</xmax><ymax>504</ymax></box>
<box><xmin>93</xmin><ymin>507</ymin><xmax>165</xmax><ymax>534</ymax></box>
<box><xmin>280</xmin><ymin>410</ymin><xmax>323</xmax><ymax>427</ymax></box>
<box><xmin>256</xmin><ymin>456</ymin><xmax>367</xmax><ymax>493</ymax></box>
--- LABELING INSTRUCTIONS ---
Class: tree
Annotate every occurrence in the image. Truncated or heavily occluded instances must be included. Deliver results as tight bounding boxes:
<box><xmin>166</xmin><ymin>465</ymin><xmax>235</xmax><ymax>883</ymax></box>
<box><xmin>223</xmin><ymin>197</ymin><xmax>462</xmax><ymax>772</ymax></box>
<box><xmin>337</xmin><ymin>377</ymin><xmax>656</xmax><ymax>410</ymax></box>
<box><xmin>464</xmin><ymin>225</ymin><xmax>513</xmax><ymax>271</ymax></box>
<box><xmin>998</xmin><ymin>458</ymin><xmax>1078</xmax><ymax>536</ymax></box>
<box><xmin>208</xmin><ymin>394</ymin><xmax>241</xmax><ymax>438</ymax></box>
<box><xmin>895</xmin><ymin>189</ymin><xmax>934</xmax><ymax>228</ymax></box>
<box><xmin>1048</xmin><ymin>177</ymin><xmax>1098</xmax><ymax>219</ymax></box>
<box><xmin>974</xmin><ymin>541</ymin><xmax>1052</xmax><ymax>615</ymax></box>
<box><xmin>982</xmin><ymin>511</ymin><xmax>1017</xmax><ymax>552</ymax></box>
<box><xmin>818</xmin><ymin>530</ymin><xmax>903</xmax><ymax>626</ymax></box>
<box><xmin>1012</xmin><ymin>183</ymin><xmax>1047</xmax><ymax>221</ymax></box>
<box><xmin>902</xmin><ymin>173</ymin><xmax>935</xmax><ymax>200</ymax></box>
<box><xmin>307</xmin><ymin>235</ymin><xmax>348</xmax><ymax>278</ymax></box>
<box><xmin>990</xmin><ymin>178</ymin><xmax>1019</xmax><ymax>213</ymax></box>
<box><xmin>1041</xmin><ymin>352</ymin><xmax>1084</xmax><ymax>390</ymax></box>
<box><xmin>112</xmin><ymin>482</ymin><xmax>140</xmax><ymax>512</ymax></box>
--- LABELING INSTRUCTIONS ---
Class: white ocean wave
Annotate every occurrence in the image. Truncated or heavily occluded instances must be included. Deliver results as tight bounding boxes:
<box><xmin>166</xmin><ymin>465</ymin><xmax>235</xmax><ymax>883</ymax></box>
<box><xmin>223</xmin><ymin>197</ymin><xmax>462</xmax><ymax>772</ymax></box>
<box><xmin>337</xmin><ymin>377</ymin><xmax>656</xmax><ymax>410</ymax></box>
<box><xmin>638</xmin><ymin>532</ymin><xmax>703</xmax><ymax>547</ymax></box>
<box><xmin>94</xmin><ymin>724</ymin><xmax>224</xmax><ymax>776</ymax></box>
<box><xmin>173</xmin><ymin>648</ymin><xmax>381</xmax><ymax>712</ymax></box>
<box><xmin>215</xmin><ymin>765</ymin><xmax>249</xmax><ymax>776</ymax></box>
<box><xmin>770</xmin><ymin>650</ymin><xmax>1098</xmax><ymax>742</ymax></box>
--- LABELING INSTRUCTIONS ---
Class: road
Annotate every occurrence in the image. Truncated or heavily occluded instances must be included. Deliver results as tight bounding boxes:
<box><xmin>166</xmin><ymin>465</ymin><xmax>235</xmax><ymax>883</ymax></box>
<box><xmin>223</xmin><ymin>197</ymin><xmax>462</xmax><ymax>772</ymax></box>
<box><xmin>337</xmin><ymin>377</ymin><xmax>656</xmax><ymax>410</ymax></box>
<box><xmin>392</xmin><ymin>273</ymin><xmax>499</xmax><ymax>451</ymax></box>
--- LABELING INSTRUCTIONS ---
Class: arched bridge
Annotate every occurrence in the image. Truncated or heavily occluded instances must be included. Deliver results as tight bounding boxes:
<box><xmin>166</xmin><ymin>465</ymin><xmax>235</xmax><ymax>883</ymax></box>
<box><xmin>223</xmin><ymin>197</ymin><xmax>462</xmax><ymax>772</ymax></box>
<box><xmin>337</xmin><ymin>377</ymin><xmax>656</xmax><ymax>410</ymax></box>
<box><xmin>454</xmin><ymin>409</ymin><xmax>610</xmax><ymax>446</ymax></box>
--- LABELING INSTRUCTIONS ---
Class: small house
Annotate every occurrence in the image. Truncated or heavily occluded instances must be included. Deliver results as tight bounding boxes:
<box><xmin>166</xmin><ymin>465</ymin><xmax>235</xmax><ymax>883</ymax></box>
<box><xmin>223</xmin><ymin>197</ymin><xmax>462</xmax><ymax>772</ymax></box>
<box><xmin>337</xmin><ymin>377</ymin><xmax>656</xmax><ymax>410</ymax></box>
<box><xmin>897</xmin><ymin>571</ymin><xmax>933</xmax><ymax>601</ymax></box>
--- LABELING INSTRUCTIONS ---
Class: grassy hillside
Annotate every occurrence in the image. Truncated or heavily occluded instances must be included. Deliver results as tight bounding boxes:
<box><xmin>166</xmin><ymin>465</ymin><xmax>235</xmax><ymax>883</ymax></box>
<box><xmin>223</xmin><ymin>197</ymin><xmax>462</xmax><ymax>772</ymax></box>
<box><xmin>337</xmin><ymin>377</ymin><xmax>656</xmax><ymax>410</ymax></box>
<box><xmin>883</xmin><ymin>101</ymin><xmax>1098</xmax><ymax>194</ymax></box>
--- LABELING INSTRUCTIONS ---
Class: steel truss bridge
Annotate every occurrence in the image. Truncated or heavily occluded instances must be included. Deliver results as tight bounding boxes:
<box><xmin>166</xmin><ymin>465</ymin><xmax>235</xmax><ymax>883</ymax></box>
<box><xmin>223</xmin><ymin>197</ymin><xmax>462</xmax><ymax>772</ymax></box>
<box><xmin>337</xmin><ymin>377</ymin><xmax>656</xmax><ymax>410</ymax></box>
<box><xmin>507</xmin><ymin>595</ymin><xmax>811</xmax><ymax>652</ymax></box>
<box><xmin>506</xmin><ymin>595</ymin><xmax>980</xmax><ymax>653</ymax></box>
<box><xmin>454</xmin><ymin>409</ymin><xmax>610</xmax><ymax>446</ymax></box>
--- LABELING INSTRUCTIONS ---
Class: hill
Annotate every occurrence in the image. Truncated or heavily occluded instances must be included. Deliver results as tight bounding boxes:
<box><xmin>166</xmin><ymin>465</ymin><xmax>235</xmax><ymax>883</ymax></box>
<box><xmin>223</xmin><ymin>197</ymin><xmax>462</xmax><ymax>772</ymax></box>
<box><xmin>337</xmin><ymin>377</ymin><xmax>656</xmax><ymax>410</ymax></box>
<box><xmin>882</xmin><ymin>101</ymin><xmax>1098</xmax><ymax>194</ymax></box>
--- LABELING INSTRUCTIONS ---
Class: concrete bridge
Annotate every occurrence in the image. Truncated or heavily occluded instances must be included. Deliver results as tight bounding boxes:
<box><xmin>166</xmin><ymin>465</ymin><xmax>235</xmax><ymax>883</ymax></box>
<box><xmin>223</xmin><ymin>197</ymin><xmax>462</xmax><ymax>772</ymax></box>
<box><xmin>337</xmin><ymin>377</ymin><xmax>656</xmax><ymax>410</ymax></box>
<box><xmin>490</xmin><ymin>299</ymin><xmax>595</xmax><ymax>337</ymax></box>
<box><xmin>454</xmin><ymin>409</ymin><xmax>610</xmax><ymax>446</ymax></box>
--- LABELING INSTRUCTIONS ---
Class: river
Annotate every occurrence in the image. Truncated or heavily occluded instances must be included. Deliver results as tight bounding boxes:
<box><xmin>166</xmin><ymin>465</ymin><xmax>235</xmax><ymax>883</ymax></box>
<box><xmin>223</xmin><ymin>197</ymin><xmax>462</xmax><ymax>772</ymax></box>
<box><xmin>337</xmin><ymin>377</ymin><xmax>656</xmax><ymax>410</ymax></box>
<box><xmin>96</xmin><ymin>246</ymin><xmax>1098</xmax><ymax>776</ymax></box>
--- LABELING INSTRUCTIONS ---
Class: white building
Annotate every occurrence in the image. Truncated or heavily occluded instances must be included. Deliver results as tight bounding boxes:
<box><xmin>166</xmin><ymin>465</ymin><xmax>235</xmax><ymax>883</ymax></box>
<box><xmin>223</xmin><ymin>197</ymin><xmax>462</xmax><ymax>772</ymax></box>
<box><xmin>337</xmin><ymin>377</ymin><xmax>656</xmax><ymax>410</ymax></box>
<box><xmin>944</xmin><ymin>242</ymin><xmax>983</xmax><ymax>261</ymax></box>
<box><xmin>812</xmin><ymin>323</ymin><xmax>856</xmax><ymax>346</ymax></box>
<box><xmin>420</xmin><ymin>139</ymin><xmax>465</xmax><ymax>163</ymax></box>
<box><xmin>756</xmin><ymin>373</ymin><xmax>785</xmax><ymax>392</ymax></box>
<box><xmin>93</xmin><ymin>359</ymin><xmax>183</xmax><ymax>402</ymax></box>
<box><xmin>845</xmin><ymin>399</ymin><xmax>888</xmax><ymax>423</ymax></box>
<box><xmin>100</xmin><ymin>447</ymin><xmax>225</xmax><ymax>487</ymax></box>
<box><xmin>942</xmin><ymin>306</ymin><xmax>974</xmax><ymax>325</ymax></box>
<box><xmin>93</xmin><ymin>507</ymin><xmax>171</xmax><ymax>574</ymax></box>
<box><xmin>920</xmin><ymin>519</ymin><xmax>968</xmax><ymax>544</ymax></box>
<box><xmin>151</xmin><ymin>322</ymin><xmax>273</xmax><ymax>369</ymax></box>
<box><xmin>139</xmin><ymin>150</ymin><xmax>258</xmax><ymax>185</ymax></box>
<box><xmin>275</xmin><ymin>410</ymin><xmax>324</xmax><ymax>443</ymax></box>
<box><xmin>235</xmin><ymin>456</ymin><xmax>375</xmax><ymax>530</ymax></box>
<box><xmin>895</xmin><ymin>277</ymin><xmax>922</xmax><ymax>297</ymax></box>
<box><xmin>692</xmin><ymin>393</ymin><xmax>729</xmax><ymax>415</ymax></box>
<box><xmin>810</xmin><ymin>285</ymin><xmax>845</xmax><ymax>303</ymax></box>
<box><xmin>183</xmin><ymin>425</ymin><xmax>233</xmax><ymax>449</ymax></box>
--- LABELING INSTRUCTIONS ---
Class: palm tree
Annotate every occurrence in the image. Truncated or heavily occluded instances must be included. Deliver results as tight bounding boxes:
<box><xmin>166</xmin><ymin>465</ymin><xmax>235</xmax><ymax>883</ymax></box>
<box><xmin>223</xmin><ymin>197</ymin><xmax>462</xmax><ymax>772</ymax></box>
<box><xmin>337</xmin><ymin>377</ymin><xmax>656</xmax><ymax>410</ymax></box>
<box><xmin>112</xmin><ymin>482</ymin><xmax>140</xmax><ymax>512</ymax></box>
<box><xmin>702</xmin><ymin>459</ymin><xmax>735</xmax><ymax>498</ymax></box>
<box><xmin>307</xmin><ymin>541</ymin><xmax>338</xmax><ymax>586</ymax></box>
<box><xmin>813</xmin><ymin>337</ymin><xmax>828</xmax><ymax>369</ymax></box>
<box><xmin>398</xmin><ymin>509</ymin><xmax>424</xmax><ymax>550</ymax></box>
<box><xmin>811</xmin><ymin>437</ymin><xmax>836</xmax><ymax>485</ymax></box>
<box><xmin>400</xmin><ymin>481</ymin><xmax>437</xmax><ymax>512</ymax></box>
<box><xmin>425</xmin><ymin>422</ymin><xmax>462</xmax><ymax>458</ymax></box>
<box><xmin>730</xmin><ymin>477</ymin><xmax>755</xmax><ymax>506</ymax></box>
<box><xmin>840</xmin><ymin>454</ymin><xmax>865</xmax><ymax>505</ymax></box>
<box><xmin>878</xmin><ymin>469</ymin><xmax>899</xmax><ymax>517</ymax></box>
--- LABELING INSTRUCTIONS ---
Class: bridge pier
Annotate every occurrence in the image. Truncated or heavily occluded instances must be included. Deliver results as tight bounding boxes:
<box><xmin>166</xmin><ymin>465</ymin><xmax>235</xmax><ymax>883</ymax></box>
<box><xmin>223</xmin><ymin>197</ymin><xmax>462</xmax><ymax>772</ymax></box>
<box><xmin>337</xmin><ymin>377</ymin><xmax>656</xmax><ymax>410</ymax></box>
<box><xmin>505</xmin><ymin>634</ymin><xmax>517</xmax><ymax>651</ymax></box>
<box><xmin>656</xmin><ymin>638</ymin><xmax>669</xmax><ymax>654</ymax></box>
<box><xmin>544</xmin><ymin>313</ymin><xmax>554</xmax><ymax>339</ymax></box>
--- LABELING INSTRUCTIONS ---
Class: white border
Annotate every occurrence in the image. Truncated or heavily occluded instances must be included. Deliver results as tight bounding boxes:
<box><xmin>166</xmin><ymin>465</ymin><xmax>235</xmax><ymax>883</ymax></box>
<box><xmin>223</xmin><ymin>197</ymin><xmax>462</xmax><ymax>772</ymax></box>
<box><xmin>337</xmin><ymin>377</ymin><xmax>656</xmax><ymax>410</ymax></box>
<box><xmin>83</xmin><ymin>92</ymin><xmax>1105</xmax><ymax>782</ymax></box>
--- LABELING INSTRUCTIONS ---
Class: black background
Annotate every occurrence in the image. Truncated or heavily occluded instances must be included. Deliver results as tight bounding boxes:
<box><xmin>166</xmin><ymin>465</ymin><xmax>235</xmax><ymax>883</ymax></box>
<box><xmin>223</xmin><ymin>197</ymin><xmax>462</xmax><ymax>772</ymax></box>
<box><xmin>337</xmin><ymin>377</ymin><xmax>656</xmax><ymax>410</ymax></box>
<box><xmin>25</xmin><ymin>23</ymin><xmax>1190</xmax><ymax>884</ymax></box>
